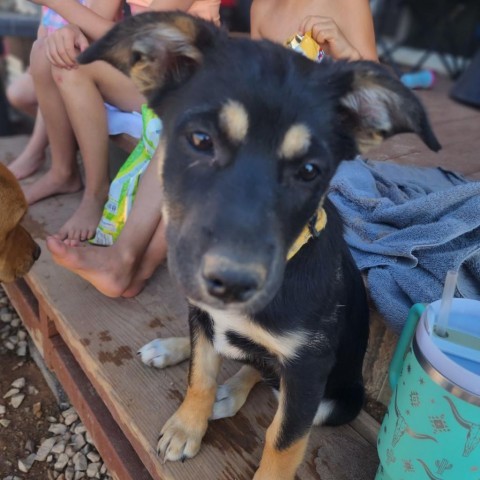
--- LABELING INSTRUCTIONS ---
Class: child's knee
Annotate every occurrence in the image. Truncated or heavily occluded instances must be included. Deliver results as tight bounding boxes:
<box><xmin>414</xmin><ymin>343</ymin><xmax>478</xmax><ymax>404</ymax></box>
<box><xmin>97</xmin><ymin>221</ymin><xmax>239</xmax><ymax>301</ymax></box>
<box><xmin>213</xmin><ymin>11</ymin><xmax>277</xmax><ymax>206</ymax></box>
<box><xmin>6</xmin><ymin>73</ymin><xmax>36</xmax><ymax>114</ymax></box>
<box><xmin>29</xmin><ymin>39</ymin><xmax>51</xmax><ymax>81</ymax></box>
<box><xmin>6</xmin><ymin>82</ymin><xmax>25</xmax><ymax>110</ymax></box>
<box><xmin>51</xmin><ymin>65</ymin><xmax>71</xmax><ymax>91</ymax></box>
<box><xmin>51</xmin><ymin>63</ymin><xmax>89</xmax><ymax>90</ymax></box>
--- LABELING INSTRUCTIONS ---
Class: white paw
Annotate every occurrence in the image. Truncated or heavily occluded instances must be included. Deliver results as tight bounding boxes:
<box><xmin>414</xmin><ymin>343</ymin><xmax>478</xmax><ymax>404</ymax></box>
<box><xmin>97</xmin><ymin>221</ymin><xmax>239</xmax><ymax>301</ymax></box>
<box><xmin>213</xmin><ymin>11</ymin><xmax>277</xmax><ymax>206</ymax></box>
<box><xmin>211</xmin><ymin>384</ymin><xmax>243</xmax><ymax>420</ymax></box>
<box><xmin>138</xmin><ymin>337</ymin><xmax>190</xmax><ymax>369</ymax></box>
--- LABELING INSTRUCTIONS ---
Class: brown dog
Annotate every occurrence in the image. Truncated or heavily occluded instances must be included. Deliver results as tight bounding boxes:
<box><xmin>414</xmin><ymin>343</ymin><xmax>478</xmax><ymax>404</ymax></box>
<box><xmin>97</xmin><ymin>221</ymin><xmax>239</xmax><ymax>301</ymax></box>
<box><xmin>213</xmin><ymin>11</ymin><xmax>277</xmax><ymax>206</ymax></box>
<box><xmin>0</xmin><ymin>163</ymin><xmax>41</xmax><ymax>282</ymax></box>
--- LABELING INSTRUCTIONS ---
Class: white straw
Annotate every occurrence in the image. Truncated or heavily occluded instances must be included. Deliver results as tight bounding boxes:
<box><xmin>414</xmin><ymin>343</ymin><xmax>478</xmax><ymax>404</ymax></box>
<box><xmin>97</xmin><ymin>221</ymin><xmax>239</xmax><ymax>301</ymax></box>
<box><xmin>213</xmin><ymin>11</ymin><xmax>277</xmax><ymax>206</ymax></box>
<box><xmin>435</xmin><ymin>269</ymin><xmax>458</xmax><ymax>337</ymax></box>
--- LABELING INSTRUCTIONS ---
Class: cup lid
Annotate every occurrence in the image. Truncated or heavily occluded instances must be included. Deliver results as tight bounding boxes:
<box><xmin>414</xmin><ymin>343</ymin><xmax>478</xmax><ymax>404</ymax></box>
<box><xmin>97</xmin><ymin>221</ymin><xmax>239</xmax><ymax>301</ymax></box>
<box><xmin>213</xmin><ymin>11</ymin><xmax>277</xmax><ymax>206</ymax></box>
<box><xmin>416</xmin><ymin>299</ymin><xmax>480</xmax><ymax>403</ymax></box>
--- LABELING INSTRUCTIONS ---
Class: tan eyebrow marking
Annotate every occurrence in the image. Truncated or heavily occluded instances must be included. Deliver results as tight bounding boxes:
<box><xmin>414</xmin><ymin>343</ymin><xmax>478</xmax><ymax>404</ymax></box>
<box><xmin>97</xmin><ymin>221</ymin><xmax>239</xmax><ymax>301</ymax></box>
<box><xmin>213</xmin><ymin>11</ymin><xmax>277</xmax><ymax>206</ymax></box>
<box><xmin>278</xmin><ymin>124</ymin><xmax>311</xmax><ymax>160</ymax></box>
<box><xmin>219</xmin><ymin>100</ymin><xmax>249</xmax><ymax>144</ymax></box>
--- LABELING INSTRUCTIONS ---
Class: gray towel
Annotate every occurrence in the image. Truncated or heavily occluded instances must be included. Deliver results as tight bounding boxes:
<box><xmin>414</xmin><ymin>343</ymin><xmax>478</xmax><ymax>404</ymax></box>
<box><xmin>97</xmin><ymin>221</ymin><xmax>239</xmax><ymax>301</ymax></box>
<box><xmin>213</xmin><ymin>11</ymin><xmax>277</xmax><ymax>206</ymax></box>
<box><xmin>329</xmin><ymin>159</ymin><xmax>480</xmax><ymax>332</ymax></box>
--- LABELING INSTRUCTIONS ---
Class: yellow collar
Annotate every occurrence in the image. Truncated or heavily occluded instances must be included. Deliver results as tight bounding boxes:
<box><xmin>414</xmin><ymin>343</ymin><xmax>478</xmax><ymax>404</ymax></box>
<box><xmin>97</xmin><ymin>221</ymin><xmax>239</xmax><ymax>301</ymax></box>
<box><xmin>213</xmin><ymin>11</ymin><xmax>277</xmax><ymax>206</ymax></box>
<box><xmin>287</xmin><ymin>208</ymin><xmax>327</xmax><ymax>261</ymax></box>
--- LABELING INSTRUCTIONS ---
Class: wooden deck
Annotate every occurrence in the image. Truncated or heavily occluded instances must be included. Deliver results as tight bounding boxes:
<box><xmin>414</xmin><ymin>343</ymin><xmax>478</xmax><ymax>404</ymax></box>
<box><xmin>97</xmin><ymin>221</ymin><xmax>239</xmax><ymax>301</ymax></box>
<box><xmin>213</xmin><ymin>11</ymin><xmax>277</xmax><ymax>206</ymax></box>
<box><xmin>1</xmin><ymin>74</ymin><xmax>480</xmax><ymax>480</ymax></box>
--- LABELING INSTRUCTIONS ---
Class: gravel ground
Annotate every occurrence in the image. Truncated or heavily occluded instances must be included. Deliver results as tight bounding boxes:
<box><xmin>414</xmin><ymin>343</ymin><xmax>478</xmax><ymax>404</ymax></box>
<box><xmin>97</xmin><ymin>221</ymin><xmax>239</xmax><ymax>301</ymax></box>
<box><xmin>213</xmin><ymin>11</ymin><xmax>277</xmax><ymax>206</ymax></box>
<box><xmin>0</xmin><ymin>285</ymin><xmax>113</xmax><ymax>480</ymax></box>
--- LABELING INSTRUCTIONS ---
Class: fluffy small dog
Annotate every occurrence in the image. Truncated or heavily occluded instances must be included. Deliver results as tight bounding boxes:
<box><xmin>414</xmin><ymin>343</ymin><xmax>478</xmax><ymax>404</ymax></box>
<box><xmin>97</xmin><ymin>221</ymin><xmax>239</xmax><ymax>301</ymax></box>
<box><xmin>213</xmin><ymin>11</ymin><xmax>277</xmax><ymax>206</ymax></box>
<box><xmin>80</xmin><ymin>12</ymin><xmax>440</xmax><ymax>479</ymax></box>
<box><xmin>0</xmin><ymin>163</ymin><xmax>40</xmax><ymax>282</ymax></box>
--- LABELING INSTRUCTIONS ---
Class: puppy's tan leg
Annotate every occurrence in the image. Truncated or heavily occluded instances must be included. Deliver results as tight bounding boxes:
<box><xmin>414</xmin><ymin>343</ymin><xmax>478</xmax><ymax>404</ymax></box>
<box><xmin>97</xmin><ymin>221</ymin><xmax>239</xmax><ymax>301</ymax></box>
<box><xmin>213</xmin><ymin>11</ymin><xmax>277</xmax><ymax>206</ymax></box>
<box><xmin>253</xmin><ymin>386</ymin><xmax>312</xmax><ymax>480</ymax></box>
<box><xmin>157</xmin><ymin>330</ymin><xmax>220</xmax><ymax>462</ymax></box>
<box><xmin>211</xmin><ymin>365</ymin><xmax>262</xmax><ymax>420</ymax></box>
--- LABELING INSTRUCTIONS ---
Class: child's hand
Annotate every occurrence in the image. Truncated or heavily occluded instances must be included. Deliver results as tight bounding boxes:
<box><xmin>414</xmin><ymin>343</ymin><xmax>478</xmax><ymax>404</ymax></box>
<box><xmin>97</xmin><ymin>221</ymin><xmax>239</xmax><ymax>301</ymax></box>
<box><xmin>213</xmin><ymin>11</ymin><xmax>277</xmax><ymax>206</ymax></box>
<box><xmin>44</xmin><ymin>24</ymin><xmax>89</xmax><ymax>69</ymax></box>
<box><xmin>299</xmin><ymin>16</ymin><xmax>361</xmax><ymax>61</ymax></box>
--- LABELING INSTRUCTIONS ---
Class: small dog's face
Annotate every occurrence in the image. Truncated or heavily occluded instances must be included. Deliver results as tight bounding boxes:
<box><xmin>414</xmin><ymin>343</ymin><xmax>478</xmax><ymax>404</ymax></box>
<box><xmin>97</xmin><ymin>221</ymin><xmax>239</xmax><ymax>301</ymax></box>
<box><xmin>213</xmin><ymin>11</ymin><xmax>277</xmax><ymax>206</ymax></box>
<box><xmin>0</xmin><ymin>164</ymin><xmax>41</xmax><ymax>282</ymax></box>
<box><xmin>80</xmin><ymin>12</ymin><xmax>439</xmax><ymax>312</ymax></box>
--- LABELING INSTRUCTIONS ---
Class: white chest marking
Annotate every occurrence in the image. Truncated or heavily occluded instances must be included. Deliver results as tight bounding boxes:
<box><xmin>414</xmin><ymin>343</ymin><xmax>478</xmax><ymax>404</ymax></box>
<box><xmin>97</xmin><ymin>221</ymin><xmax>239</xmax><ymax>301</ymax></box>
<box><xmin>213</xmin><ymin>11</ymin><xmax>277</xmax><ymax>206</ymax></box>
<box><xmin>202</xmin><ymin>306</ymin><xmax>307</xmax><ymax>363</ymax></box>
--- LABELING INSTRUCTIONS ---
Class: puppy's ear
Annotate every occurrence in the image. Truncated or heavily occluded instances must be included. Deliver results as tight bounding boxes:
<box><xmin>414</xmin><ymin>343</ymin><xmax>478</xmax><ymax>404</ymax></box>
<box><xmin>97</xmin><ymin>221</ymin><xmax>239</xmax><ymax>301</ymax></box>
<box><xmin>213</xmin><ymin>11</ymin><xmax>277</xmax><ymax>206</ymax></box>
<box><xmin>331</xmin><ymin>61</ymin><xmax>441</xmax><ymax>156</ymax></box>
<box><xmin>78</xmin><ymin>12</ymin><xmax>220</xmax><ymax>100</ymax></box>
<box><xmin>0</xmin><ymin>164</ymin><xmax>27</xmax><ymax>242</ymax></box>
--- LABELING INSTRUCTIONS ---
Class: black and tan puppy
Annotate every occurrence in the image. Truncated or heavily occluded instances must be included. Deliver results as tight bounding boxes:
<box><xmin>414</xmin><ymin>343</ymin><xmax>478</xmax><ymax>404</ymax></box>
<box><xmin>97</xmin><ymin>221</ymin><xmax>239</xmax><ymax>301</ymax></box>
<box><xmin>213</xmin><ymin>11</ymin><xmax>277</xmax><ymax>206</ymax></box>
<box><xmin>0</xmin><ymin>163</ymin><xmax>41</xmax><ymax>283</ymax></box>
<box><xmin>79</xmin><ymin>12</ymin><xmax>440</xmax><ymax>479</ymax></box>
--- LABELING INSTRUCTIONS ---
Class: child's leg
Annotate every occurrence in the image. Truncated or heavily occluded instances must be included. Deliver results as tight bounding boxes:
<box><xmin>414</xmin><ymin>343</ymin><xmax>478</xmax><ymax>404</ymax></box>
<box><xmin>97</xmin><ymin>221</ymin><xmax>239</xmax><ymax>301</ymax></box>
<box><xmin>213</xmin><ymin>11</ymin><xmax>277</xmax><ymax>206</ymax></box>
<box><xmin>6</xmin><ymin>71</ymin><xmax>37</xmax><ymax>117</ymax></box>
<box><xmin>52</xmin><ymin>60</ymin><xmax>145</xmax><ymax>241</ymax></box>
<box><xmin>8</xmin><ymin>111</ymin><xmax>49</xmax><ymax>180</ymax></box>
<box><xmin>121</xmin><ymin>218</ymin><xmax>167</xmax><ymax>298</ymax></box>
<box><xmin>47</xmin><ymin>156</ymin><xmax>166</xmax><ymax>297</ymax></box>
<box><xmin>6</xmin><ymin>72</ymin><xmax>49</xmax><ymax>179</ymax></box>
<box><xmin>24</xmin><ymin>39</ymin><xmax>82</xmax><ymax>205</ymax></box>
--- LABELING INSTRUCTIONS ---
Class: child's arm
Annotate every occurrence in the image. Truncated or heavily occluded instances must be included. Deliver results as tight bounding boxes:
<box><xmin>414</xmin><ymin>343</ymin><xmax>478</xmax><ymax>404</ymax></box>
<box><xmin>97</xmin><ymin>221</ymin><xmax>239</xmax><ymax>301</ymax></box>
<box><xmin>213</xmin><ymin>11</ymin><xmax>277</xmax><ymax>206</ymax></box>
<box><xmin>148</xmin><ymin>0</ymin><xmax>196</xmax><ymax>10</ymax></box>
<box><xmin>299</xmin><ymin>0</ymin><xmax>377</xmax><ymax>61</ymax></box>
<box><xmin>37</xmin><ymin>23</ymin><xmax>48</xmax><ymax>39</ymax></box>
<box><xmin>85</xmin><ymin>0</ymin><xmax>122</xmax><ymax>25</ymax></box>
<box><xmin>250</xmin><ymin>0</ymin><xmax>266</xmax><ymax>40</ymax></box>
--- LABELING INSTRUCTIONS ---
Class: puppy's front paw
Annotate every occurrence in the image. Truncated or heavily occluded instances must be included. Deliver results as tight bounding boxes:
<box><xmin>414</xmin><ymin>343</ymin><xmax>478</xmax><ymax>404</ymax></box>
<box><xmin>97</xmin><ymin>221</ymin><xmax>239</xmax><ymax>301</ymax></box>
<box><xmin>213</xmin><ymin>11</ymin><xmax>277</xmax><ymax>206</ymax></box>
<box><xmin>157</xmin><ymin>412</ymin><xmax>207</xmax><ymax>462</ymax></box>
<box><xmin>138</xmin><ymin>337</ymin><xmax>190</xmax><ymax>368</ymax></box>
<box><xmin>211</xmin><ymin>383</ymin><xmax>245</xmax><ymax>420</ymax></box>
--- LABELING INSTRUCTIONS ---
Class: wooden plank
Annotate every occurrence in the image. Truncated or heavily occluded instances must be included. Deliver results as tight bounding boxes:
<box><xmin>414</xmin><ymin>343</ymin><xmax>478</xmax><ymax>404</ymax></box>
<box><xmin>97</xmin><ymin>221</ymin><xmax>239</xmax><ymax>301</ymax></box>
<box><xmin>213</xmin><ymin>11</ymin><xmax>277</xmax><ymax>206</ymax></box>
<box><xmin>370</xmin><ymin>125</ymin><xmax>480</xmax><ymax>177</ymax></box>
<box><xmin>362</xmin><ymin>308</ymin><xmax>398</xmax><ymax>406</ymax></box>
<box><xmin>39</xmin><ymin>307</ymin><xmax>58</xmax><ymax>369</ymax></box>
<box><xmin>349</xmin><ymin>410</ymin><xmax>381</xmax><ymax>446</ymax></box>
<box><xmin>417</xmin><ymin>83</ymin><xmax>480</xmax><ymax>124</ymax></box>
<box><xmin>3</xmin><ymin>277</ymin><xmax>153</xmax><ymax>479</ymax></box>
<box><xmin>48</xmin><ymin>335</ymin><xmax>153</xmax><ymax>480</ymax></box>
<box><xmin>24</xmin><ymin>243</ymin><xmax>379</xmax><ymax>480</ymax></box>
<box><xmin>2</xmin><ymin>278</ymin><xmax>44</xmax><ymax>356</ymax></box>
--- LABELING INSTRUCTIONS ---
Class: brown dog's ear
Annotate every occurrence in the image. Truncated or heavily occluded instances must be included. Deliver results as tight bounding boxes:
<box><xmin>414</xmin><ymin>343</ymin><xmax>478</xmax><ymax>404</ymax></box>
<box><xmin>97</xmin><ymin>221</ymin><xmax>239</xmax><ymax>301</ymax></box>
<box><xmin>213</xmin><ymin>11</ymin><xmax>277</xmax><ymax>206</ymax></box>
<box><xmin>0</xmin><ymin>163</ymin><xmax>27</xmax><ymax>243</ymax></box>
<box><xmin>78</xmin><ymin>11</ymin><xmax>220</xmax><ymax>100</ymax></box>
<box><xmin>332</xmin><ymin>61</ymin><xmax>441</xmax><ymax>155</ymax></box>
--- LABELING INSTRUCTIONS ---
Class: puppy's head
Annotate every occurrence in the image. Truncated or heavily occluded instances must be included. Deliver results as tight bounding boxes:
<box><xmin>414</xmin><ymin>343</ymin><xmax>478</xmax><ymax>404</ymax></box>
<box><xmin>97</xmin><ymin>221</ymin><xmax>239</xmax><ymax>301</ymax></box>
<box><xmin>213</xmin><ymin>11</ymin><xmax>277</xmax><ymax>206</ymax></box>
<box><xmin>0</xmin><ymin>164</ymin><xmax>41</xmax><ymax>283</ymax></box>
<box><xmin>80</xmin><ymin>12</ymin><xmax>440</xmax><ymax>312</ymax></box>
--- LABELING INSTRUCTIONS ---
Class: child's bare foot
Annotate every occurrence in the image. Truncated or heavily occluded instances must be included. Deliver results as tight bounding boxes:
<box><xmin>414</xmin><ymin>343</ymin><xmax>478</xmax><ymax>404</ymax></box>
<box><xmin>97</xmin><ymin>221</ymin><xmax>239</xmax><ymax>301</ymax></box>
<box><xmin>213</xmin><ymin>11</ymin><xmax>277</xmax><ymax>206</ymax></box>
<box><xmin>56</xmin><ymin>193</ymin><xmax>107</xmax><ymax>241</ymax></box>
<box><xmin>23</xmin><ymin>169</ymin><xmax>83</xmax><ymax>205</ymax></box>
<box><xmin>55</xmin><ymin>237</ymin><xmax>161</xmax><ymax>298</ymax></box>
<box><xmin>8</xmin><ymin>149</ymin><xmax>47</xmax><ymax>180</ymax></box>
<box><xmin>46</xmin><ymin>236</ymin><xmax>136</xmax><ymax>298</ymax></box>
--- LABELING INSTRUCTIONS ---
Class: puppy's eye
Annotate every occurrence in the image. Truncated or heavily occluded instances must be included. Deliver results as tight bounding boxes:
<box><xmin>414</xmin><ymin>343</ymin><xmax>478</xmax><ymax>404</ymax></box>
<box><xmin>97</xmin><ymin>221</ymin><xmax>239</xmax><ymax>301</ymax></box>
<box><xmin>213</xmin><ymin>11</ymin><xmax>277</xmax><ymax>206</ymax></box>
<box><xmin>188</xmin><ymin>132</ymin><xmax>214</xmax><ymax>153</ymax></box>
<box><xmin>297</xmin><ymin>162</ymin><xmax>320</xmax><ymax>181</ymax></box>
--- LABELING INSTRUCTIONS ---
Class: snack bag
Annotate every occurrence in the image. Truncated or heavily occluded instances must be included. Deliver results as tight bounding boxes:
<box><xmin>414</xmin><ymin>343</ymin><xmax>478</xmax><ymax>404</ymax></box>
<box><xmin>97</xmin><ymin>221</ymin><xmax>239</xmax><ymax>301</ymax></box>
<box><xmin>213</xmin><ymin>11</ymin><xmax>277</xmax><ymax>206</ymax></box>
<box><xmin>286</xmin><ymin>31</ymin><xmax>325</xmax><ymax>63</ymax></box>
<box><xmin>91</xmin><ymin>105</ymin><xmax>162</xmax><ymax>245</ymax></box>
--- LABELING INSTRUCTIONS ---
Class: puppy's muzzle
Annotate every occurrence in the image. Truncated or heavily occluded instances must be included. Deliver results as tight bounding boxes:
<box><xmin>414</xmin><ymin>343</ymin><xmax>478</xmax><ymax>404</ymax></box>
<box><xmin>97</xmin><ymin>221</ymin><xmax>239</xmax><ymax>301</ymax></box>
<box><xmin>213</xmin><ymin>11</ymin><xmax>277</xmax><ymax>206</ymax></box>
<box><xmin>201</xmin><ymin>252</ymin><xmax>267</xmax><ymax>304</ymax></box>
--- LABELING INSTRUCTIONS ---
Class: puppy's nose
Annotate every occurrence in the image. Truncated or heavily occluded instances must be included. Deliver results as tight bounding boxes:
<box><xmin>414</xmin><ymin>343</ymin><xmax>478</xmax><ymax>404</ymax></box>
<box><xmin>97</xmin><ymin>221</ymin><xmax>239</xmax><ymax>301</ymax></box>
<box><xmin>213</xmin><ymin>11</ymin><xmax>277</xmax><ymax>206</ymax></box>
<box><xmin>202</xmin><ymin>254</ymin><xmax>266</xmax><ymax>303</ymax></box>
<box><xmin>33</xmin><ymin>243</ymin><xmax>41</xmax><ymax>261</ymax></box>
